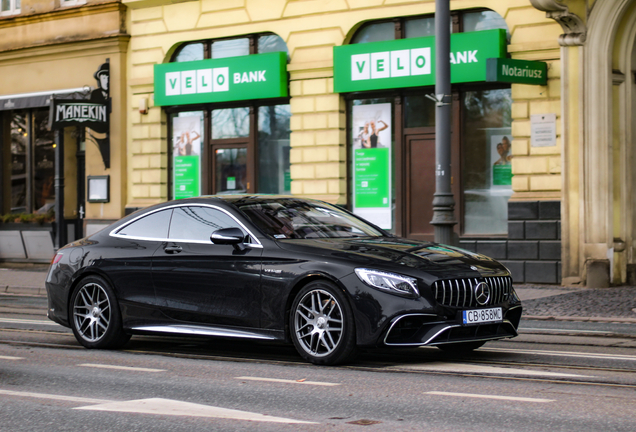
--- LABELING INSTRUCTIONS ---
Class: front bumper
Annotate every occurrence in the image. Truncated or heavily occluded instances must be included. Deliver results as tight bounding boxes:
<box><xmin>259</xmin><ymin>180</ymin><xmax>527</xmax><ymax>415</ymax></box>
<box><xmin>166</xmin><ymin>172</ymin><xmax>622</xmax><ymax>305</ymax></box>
<box><xmin>383</xmin><ymin>305</ymin><xmax>522</xmax><ymax>346</ymax></box>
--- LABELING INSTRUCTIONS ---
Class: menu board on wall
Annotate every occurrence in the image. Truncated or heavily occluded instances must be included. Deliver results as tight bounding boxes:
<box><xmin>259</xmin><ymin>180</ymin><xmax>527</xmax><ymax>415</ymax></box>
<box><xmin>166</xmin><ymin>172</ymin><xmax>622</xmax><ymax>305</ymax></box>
<box><xmin>172</xmin><ymin>115</ymin><xmax>202</xmax><ymax>199</ymax></box>
<box><xmin>351</xmin><ymin>103</ymin><xmax>392</xmax><ymax>229</ymax></box>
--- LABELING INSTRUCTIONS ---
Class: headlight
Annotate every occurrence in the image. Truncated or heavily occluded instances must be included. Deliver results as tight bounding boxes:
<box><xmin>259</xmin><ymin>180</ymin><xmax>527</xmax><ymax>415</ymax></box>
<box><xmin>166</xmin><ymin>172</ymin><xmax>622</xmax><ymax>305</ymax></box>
<box><xmin>354</xmin><ymin>268</ymin><xmax>419</xmax><ymax>298</ymax></box>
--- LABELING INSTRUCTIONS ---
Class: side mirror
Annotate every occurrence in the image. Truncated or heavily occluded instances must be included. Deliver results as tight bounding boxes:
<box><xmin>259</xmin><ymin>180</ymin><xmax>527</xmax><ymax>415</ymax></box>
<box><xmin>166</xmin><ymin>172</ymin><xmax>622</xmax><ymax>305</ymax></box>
<box><xmin>211</xmin><ymin>227</ymin><xmax>247</xmax><ymax>251</ymax></box>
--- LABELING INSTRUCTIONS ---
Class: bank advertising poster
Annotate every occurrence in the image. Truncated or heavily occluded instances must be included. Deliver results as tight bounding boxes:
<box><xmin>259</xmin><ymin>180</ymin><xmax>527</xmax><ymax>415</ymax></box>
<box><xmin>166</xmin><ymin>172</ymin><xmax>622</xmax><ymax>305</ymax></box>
<box><xmin>351</xmin><ymin>103</ymin><xmax>392</xmax><ymax>229</ymax></box>
<box><xmin>172</xmin><ymin>115</ymin><xmax>202</xmax><ymax>199</ymax></box>
<box><xmin>489</xmin><ymin>131</ymin><xmax>513</xmax><ymax>187</ymax></box>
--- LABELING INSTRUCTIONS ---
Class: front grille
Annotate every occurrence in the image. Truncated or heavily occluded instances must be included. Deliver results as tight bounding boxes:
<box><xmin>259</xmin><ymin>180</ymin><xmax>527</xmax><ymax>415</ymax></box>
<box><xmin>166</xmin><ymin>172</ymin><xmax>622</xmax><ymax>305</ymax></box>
<box><xmin>432</xmin><ymin>276</ymin><xmax>512</xmax><ymax>308</ymax></box>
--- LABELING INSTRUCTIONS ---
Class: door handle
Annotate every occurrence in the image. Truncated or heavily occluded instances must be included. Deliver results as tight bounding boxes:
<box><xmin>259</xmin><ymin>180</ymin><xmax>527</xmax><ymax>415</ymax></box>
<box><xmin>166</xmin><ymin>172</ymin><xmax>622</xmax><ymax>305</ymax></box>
<box><xmin>164</xmin><ymin>244</ymin><xmax>182</xmax><ymax>254</ymax></box>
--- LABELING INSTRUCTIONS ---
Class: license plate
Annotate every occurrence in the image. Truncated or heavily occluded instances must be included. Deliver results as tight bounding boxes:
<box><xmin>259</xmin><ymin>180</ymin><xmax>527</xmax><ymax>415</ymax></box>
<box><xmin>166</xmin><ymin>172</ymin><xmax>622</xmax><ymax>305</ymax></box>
<box><xmin>462</xmin><ymin>307</ymin><xmax>503</xmax><ymax>325</ymax></box>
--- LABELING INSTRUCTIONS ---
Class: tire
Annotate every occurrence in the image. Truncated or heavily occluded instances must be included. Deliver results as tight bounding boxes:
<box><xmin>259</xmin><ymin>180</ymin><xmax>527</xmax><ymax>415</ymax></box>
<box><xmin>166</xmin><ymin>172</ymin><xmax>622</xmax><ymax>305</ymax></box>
<box><xmin>290</xmin><ymin>280</ymin><xmax>356</xmax><ymax>365</ymax></box>
<box><xmin>437</xmin><ymin>341</ymin><xmax>486</xmax><ymax>353</ymax></box>
<box><xmin>69</xmin><ymin>275</ymin><xmax>131</xmax><ymax>349</ymax></box>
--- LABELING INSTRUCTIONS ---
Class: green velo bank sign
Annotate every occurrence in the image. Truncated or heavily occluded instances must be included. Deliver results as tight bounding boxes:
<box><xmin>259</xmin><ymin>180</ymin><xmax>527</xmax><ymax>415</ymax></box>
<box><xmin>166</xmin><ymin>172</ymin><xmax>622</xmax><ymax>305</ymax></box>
<box><xmin>334</xmin><ymin>29</ymin><xmax>511</xmax><ymax>92</ymax></box>
<box><xmin>154</xmin><ymin>51</ymin><xmax>287</xmax><ymax>106</ymax></box>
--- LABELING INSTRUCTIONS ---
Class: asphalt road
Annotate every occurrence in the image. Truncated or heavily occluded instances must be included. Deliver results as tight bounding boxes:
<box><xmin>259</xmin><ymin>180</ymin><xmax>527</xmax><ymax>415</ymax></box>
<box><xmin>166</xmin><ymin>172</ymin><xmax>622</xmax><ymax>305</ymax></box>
<box><xmin>1</xmin><ymin>293</ymin><xmax>636</xmax><ymax>431</ymax></box>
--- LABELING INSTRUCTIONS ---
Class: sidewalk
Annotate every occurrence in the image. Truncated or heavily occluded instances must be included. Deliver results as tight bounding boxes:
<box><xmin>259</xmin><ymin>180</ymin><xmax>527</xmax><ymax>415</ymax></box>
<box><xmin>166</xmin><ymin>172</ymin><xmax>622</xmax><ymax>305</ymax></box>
<box><xmin>1</xmin><ymin>264</ymin><xmax>636</xmax><ymax>323</ymax></box>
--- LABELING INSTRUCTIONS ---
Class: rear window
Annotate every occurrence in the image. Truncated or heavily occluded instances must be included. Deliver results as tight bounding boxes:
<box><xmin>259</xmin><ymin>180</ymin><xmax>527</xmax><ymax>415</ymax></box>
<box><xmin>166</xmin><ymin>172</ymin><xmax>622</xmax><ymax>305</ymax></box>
<box><xmin>116</xmin><ymin>209</ymin><xmax>173</xmax><ymax>239</ymax></box>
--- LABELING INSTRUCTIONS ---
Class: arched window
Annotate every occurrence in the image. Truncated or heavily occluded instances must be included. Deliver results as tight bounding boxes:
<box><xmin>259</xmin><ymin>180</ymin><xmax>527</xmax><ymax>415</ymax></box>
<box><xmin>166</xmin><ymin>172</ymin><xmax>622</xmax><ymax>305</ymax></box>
<box><xmin>345</xmin><ymin>10</ymin><xmax>512</xmax><ymax>238</ymax></box>
<box><xmin>165</xmin><ymin>34</ymin><xmax>291</xmax><ymax>197</ymax></box>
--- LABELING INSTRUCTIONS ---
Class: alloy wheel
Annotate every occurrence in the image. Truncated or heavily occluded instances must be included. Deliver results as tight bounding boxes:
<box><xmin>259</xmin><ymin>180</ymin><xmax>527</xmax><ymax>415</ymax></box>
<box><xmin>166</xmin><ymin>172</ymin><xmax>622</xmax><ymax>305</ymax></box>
<box><xmin>73</xmin><ymin>282</ymin><xmax>111</xmax><ymax>342</ymax></box>
<box><xmin>293</xmin><ymin>288</ymin><xmax>344</xmax><ymax>357</ymax></box>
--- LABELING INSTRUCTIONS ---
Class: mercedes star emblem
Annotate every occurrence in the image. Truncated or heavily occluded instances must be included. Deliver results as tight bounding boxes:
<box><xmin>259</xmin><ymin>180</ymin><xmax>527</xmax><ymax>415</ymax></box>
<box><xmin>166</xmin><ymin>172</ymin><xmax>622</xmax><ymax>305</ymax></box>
<box><xmin>474</xmin><ymin>282</ymin><xmax>491</xmax><ymax>306</ymax></box>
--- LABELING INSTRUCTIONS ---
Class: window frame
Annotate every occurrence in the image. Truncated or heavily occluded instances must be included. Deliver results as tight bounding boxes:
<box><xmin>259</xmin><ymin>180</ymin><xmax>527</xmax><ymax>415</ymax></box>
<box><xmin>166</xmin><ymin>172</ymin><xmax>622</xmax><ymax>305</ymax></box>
<box><xmin>110</xmin><ymin>203</ymin><xmax>263</xmax><ymax>247</ymax></box>
<box><xmin>0</xmin><ymin>0</ymin><xmax>20</xmax><ymax>16</ymax></box>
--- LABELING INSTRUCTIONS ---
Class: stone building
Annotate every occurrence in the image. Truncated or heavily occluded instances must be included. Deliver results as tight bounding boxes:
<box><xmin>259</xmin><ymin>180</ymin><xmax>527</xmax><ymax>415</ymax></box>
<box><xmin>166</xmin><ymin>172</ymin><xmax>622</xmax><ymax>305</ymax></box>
<box><xmin>2</xmin><ymin>0</ymin><xmax>634</xmax><ymax>288</ymax></box>
<box><xmin>0</xmin><ymin>0</ymin><xmax>128</xmax><ymax>260</ymax></box>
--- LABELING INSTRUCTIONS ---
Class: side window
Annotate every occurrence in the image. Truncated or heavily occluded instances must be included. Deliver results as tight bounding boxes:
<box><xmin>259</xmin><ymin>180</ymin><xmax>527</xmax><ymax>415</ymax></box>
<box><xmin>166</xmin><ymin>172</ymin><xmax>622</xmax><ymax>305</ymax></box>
<box><xmin>169</xmin><ymin>206</ymin><xmax>245</xmax><ymax>242</ymax></box>
<box><xmin>117</xmin><ymin>209</ymin><xmax>173</xmax><ymax>239</ymax></box>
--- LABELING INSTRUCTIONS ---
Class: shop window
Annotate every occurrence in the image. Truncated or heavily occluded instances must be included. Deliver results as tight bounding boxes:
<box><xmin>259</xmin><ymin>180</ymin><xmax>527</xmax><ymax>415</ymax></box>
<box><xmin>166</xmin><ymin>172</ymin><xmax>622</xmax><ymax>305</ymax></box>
<box><xmin>1</xmin><ymin>0</ymin><xmax>19</xmax><ymax>16</ymax></box>
<box><xmin>258</xmin><ymin>35</ymin><xmax>289</xmax><ymax>55</ymax></box>
<box><xmin>462</xmin><ymin>89</ymin><xmax>512</xmax><ymax>235</ymax></box>
<box><xmin>212</xmin><ymin>38</ymin><xmax>249</xmax><ymax>59</ymax></box>
<box><xmin>347</xmin><ymin>10</ymin><xmax>512</xmax><ymax>238</ymax></box>
<box><xmin>351</xmin><ymin>21</ymin><xmax>395</xmax><ymax>44</ymax></box>
<box><xmin>174</xmin><ymin>43</ymin><xmax>204</xmax><ymax>63</ymax></box>
<box><xmin>167</xmin><ymin>33</ymin><xmax>290</xmax><ymax>198</ymax></box>
<box><xmin>462</xmin><ymin>10</ymin><xmax>510</xmax><ymax>41</ymax></box>
<box><xmin>404</xmin><ymin>17</ymin><xmax>436</xmax><ymax>38</ymax></box>
<box><xmin>8</xmin><ymin>109</ymin><xmax>55</xmax><ymax>215</ymax></box>
<box><xmin>258</xmin><ymin>105</ymin><xmax>291</xmax><ymax>194</ymax></box>
<box><xmin>212</xmin><ymin>108</ymin><xmax>250</xmax><ymax>139</ymax></box>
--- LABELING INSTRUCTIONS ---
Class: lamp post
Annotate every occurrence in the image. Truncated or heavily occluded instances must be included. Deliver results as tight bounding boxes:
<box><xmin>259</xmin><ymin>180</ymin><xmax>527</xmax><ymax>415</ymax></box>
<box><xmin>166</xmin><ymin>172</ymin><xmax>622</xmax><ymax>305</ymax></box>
<box><xmin>431</xmin><ymin>0</ymin><xmax>457</xmax><ymax>245</ymax></box>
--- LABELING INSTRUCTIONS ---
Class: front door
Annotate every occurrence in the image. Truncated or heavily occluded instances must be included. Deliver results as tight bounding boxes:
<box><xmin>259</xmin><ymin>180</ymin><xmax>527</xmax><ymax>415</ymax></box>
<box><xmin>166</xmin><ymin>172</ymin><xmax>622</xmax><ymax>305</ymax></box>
<box><xmin>152</xmin><ymin>205</ymin><xmax>262</xmax><ymax>328</ymax></box>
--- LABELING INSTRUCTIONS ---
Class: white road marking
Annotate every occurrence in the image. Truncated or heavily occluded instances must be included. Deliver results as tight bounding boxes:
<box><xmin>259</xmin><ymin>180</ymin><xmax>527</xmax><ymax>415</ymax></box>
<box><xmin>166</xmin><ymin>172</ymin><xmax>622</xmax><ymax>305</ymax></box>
<box><xmin>481</xmin><ymin>347</ymin><xmax>636</xmax><ymax>362</ymax></box>
<box><xmin>0</xmin><ymin>318</ymin><xmax>59</xmax><ymax>326</ymax></box>
<box><xmin>400</xmin><ymin>362</ymin><xmax>592</xmax><ymax>378</ymax></box>
<box><xmin>75</xmin><ymin>398</ymin><xmax>318</xmax><ymax>424</ymax></box>
<box><xmin>235</xmin><ymin>376</ymin><xmax>340</xmax><ymax>386</ymax></box>
<box><xmin>0</xmin><ymin>389</ymin><xmax>112</xmax><ymax>404</ymax></box>
<box><xmin>0</xmin><ymin>389</ymin><xmax>317</xmax><ymax>424</ymax></box>
<box><xmin>78</xmin><ymin>364</ymin><xmax>166</xmax><ymax>373</ymax></box>
<box><xmin>0</xmin><ymin>355</ymin><xmax>24</xmax><ymax>360</ymax></box>
<box><xmin>426</xmin><ymin>391</ymin><xmax>553</xmax><ymax>403</ymax></box>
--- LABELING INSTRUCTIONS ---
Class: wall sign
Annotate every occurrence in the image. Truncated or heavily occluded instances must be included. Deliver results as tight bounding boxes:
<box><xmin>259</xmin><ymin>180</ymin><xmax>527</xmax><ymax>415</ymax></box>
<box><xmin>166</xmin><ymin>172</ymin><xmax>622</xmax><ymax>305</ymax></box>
<box><xmin>486</xmin><ymin>58</ymin><xmax>547</xmax><ymax>86</ymax></box>
<box><xmin>334</xmin><ymin>29</ymin><xmax>506</xmax><ymax>93</ymax></box>
<box><xmin>154</xmin><ymin>52</ymin><xmax>288</xmax><ymax>107</ymax></box>
<box><xmin>49</xmin><ymin>61</ymin><xmax>111</xmax><ymax>169</ymax></box>
<box><xmin>351</xmin><ymin>103</ymin><xmax>392</xmax><ymax>229</ymax></box>
<box><xmin>531</xmin><ymin>114</ymin><xmax>557</xmax><ymax>147</ymax></box>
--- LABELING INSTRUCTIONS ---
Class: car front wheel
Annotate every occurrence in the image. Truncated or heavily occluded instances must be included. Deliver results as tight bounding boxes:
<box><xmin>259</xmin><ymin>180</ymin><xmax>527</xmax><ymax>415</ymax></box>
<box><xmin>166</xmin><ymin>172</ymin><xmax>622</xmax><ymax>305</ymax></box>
<box><xmin>290</xmin><ymin>281</ymin><xmax>356</xmax><ymax>365</ymax></box>
<box><xmin>69</xmin><ymin>275</ymin><xmax>130</xmax><ymax>349</ymax></box>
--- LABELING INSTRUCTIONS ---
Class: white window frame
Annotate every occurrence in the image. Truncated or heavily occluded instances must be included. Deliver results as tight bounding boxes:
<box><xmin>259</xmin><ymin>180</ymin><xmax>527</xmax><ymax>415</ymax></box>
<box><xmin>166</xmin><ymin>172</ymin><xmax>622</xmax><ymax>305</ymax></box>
<box><xmin>60</xmin><ymin>0</ymin><xmax>86</xmax><ymax>7</ymax></box>
<box><xmin>0</xmin><ymin>0</ymin><xmax>20</xmax><ymax>16</ymax></box>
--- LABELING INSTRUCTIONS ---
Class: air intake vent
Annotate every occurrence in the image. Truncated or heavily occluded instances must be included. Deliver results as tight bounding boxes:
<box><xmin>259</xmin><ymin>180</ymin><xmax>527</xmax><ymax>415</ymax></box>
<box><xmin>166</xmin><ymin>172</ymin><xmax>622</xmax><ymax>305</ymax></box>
<box><xmin>432</xmin><ymin>276</ymin><xmax>512</xmax><ymax>308</ymax></box>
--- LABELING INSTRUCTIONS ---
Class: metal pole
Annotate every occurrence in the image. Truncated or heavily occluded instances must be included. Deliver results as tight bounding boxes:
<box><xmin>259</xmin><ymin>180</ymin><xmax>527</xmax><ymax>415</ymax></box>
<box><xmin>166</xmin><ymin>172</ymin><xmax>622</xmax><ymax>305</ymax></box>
<box><xmin>54</xmin><ymin>128</ymin><xmax>66</xmax><ymax>250</ymax></box>
<box><xmin>431</xmin><ymin>0</ymin><xmax>457</xmax><ymax>245</ymax></box>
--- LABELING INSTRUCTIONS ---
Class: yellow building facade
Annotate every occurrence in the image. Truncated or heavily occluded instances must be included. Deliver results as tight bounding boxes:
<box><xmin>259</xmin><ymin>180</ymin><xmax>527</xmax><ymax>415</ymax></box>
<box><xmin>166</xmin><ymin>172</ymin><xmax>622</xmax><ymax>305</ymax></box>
<box><xmin>2</xmin><ymin>0</ymin><xmax>634</xmax><ymax>287</ymax></box>
<box><xmin>0</xmin><ymin>0</ymin><xmax>128</xmax><ymax>260</ymax></box>
<box><xmin>123</xmin><ymin>0</ymin><xmax>567</xmax><ymax>284</ymax></box>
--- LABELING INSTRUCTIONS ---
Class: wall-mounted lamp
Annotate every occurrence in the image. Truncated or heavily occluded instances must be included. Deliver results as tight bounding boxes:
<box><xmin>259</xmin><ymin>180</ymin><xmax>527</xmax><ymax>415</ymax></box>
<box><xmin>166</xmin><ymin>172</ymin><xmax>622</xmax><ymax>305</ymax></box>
<box><xmin>87</xmin><ymin>175</ymin><xmax>110</xmax><ymax>203</ymax></box>
<box><xmin>139</xmin><ymin>97</ymin><xmax>148</xmax><ymax>115</ymax></box>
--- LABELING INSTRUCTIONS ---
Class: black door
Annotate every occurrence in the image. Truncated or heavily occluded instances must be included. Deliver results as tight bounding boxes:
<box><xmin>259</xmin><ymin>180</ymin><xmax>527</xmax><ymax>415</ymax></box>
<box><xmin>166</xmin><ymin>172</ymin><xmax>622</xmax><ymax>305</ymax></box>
<box><xmin>152</xmin><ymin>205</ymin><xmax>263</xmax><ymax>328</ymax></box>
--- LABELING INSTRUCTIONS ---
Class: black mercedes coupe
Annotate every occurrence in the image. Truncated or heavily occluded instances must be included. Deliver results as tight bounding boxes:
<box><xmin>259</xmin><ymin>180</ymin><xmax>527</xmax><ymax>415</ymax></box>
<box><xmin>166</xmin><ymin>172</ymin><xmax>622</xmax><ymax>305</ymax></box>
<box><xmin>45</xmin><ymin>196</ymin><xmax>522</xmax><ymax>365</ymax></box>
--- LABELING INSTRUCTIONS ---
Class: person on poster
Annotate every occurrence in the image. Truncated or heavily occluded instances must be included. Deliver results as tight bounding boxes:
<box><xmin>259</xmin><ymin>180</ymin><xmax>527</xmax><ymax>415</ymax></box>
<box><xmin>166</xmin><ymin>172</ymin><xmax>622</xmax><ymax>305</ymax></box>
<box><xmin>368</xmin><ymin>119</ymin><xmax>388</xmax><ymax>148</ymax></box>
<box><xmin>175</xmin><ymin>130</ymin><xmax>201</xmax><ymax>156</ymax></box>
<box><xmin>493</xmin><ymin>136</ymin><xmax>512</xmax><ymax>166</ymax></box>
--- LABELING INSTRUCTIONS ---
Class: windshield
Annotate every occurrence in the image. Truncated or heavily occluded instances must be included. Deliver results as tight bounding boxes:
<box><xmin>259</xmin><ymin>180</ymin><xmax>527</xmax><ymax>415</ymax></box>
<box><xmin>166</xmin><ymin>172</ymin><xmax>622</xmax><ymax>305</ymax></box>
<box><xmin>236</xmin><ymin>199</ymin><xmax>386</xmax><ymax>239</ymax></box>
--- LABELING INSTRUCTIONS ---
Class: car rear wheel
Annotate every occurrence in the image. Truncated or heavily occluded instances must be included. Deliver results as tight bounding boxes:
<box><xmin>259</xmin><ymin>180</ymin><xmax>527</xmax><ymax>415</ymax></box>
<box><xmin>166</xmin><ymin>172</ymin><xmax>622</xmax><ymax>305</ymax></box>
<box><xmin>437</xmin><ymin>341</ymin><xmax>486</xmax><ymax>353</ymax></box>
<box><xmin>70</xmin><ymin>276</ymin><xmax>130</xmax><ymax>349</ymax></box>
<box><xmin>290</xmin><ymin>281</ymin><xmax>356</xmax><ymax>365</ymax></box>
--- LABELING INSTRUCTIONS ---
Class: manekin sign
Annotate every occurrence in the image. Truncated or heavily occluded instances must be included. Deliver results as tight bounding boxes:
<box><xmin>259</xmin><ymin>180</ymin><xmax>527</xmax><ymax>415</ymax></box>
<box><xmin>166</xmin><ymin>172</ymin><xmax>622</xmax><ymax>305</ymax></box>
<box><xmin>50</xmin><ymin>101</ymin><xmax>108</xmax><ymax>130</ymax></box>
<box><xmin>154</xmin><ymin>51</ymin><xmax>288</xmax><ymax>106</ymax></box>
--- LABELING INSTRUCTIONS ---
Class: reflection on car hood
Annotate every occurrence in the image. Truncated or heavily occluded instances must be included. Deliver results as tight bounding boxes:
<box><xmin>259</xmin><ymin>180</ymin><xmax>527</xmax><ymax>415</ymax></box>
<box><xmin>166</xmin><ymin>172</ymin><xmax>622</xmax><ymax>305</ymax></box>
<box><xmin>278</xmin><ymin>237</ymin><xmax>507</xmax><ymax>278</ymax></box>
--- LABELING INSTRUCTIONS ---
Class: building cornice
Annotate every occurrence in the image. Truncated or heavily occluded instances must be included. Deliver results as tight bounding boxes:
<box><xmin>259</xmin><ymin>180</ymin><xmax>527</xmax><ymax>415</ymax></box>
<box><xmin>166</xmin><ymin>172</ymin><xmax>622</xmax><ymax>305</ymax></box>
<box><xmin>530</xmin><ymin>0</ymin><xmax>587</xmax><ymax>46</ymax></box>
<box><xmin>0</xmin><ymin>1</ymin><xmax>125</xmax><ymax>30</ymax></box>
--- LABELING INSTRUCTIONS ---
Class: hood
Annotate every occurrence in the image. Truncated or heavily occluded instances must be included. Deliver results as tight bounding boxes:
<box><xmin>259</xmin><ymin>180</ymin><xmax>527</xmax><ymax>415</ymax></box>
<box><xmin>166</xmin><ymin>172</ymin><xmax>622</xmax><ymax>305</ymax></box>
<box><xmin>276</xmin><ymin>236</ymin><xmax>508</xmax><ymax>280</ymax></box>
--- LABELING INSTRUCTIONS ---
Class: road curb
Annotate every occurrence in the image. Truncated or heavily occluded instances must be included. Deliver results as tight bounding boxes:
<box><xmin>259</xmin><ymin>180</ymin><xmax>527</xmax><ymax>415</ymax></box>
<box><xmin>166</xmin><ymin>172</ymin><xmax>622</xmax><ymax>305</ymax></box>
<box><xmin>2</xmin><ymin>286</ymin><xmax>47</xmax><ymax>296</ymax></box>
<box><xmin>524</xmin><ymin>315</ymin><xmax>636</xmax><ymax>324</ymax></box>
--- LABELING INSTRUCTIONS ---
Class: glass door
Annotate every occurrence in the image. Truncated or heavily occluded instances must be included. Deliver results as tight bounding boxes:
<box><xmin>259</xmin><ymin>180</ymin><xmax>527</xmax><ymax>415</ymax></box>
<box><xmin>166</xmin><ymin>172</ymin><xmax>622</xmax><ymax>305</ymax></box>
<box><xmin>212</xmin><ymin>145</ymin><xmax>247</xmax><ymax>194</ymax></box>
